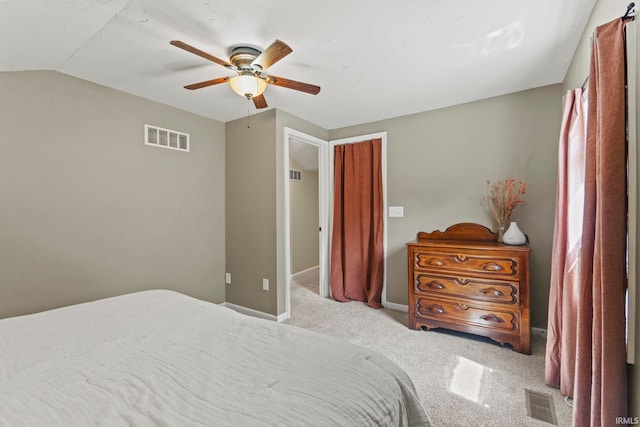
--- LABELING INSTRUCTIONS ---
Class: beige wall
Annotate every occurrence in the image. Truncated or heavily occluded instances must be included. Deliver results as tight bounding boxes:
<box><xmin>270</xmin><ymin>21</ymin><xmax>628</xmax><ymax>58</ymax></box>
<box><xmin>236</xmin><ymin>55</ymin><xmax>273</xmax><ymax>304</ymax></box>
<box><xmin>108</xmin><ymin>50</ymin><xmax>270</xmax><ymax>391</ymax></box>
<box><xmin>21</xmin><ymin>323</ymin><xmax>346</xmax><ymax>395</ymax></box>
<box><xmin>562</xmin><ymin>0</ymin><xmax>640</xmax><ymax>415</ymax></box>
<box><xmin>289</xmin><ymin>160</ymin><xmax>319</xmax><ymax>274</ymax></box>
<box><xmin>0</xmin><ymin>71</ymin><xmax>226</xmax><ymax>318</ymax></box>
<box><xmin>329</xmin><ymin>85</ymin><xmax>563</xmax><ymax>329</ymax></box>
<box><xmin>225</xmin><ymin>110</ymin><xmax>278</xmax><ymax>314</ymax></box>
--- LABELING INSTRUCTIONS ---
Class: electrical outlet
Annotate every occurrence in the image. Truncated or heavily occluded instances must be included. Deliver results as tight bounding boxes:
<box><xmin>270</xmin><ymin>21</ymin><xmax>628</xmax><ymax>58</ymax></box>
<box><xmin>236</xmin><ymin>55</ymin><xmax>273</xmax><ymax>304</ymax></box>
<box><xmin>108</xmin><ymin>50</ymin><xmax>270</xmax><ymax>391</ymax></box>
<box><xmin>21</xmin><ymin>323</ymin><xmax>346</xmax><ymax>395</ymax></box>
<box><xmin>262</xmin><ymin>278</ymin><xmax>269</xmax><ymax>291</ymax></box>
<box><xmin>225</xmin><ymin>273</ymin><xmax>231</xmax><ymax>284</ymax></box>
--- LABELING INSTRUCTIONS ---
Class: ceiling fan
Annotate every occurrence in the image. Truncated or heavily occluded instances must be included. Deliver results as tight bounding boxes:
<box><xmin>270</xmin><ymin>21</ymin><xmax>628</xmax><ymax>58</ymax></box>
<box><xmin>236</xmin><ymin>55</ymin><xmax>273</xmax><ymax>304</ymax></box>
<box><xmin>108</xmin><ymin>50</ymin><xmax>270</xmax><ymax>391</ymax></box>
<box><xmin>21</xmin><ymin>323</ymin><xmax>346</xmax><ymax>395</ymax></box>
<box><xmin>170</xmin><ymin>39</ymin><xmax>320</xmax><ymax>109</ymax></box>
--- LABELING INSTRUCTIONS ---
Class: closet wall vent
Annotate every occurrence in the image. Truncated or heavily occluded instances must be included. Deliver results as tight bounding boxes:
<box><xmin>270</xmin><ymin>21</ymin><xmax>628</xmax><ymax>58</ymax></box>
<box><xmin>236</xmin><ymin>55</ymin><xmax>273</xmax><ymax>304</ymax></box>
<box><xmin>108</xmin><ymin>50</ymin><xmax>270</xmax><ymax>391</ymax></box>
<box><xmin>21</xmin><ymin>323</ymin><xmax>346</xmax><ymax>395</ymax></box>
<box><xmin>289</xmin><ymin>169</ymin><xmax>302</xmax><ymax>181</ymax></box>
<box><xmin>145</xmin><ymin>124</ymin><xmax>190</xmax><ymax>152</ymax></box>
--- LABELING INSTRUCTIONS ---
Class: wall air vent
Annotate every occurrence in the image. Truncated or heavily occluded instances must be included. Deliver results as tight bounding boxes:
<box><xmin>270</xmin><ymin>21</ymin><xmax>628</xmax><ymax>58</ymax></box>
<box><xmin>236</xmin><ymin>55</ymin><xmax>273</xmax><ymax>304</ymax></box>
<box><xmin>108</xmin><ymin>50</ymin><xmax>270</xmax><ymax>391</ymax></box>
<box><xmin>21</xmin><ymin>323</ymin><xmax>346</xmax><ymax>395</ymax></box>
<box><xmin>145</xmin><ymin>124</ymin><xmax>190</xmax><ymax>152</ymax></box>
<box><xmin>289</xmin><ymin>169</ymin><xmax>302</xmax><ymax>181</ymax></box>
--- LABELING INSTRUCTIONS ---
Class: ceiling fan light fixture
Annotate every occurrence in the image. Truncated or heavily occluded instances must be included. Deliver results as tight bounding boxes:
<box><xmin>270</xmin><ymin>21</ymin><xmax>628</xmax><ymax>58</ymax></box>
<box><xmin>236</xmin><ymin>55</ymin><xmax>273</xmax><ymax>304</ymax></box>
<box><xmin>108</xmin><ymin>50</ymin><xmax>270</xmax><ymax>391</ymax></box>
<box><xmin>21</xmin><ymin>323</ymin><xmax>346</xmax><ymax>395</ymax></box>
<box><xmin>171</xmin><ymin>39</ymin><xmax>320</xmax><ymax>108</ymax></box>
<box><xmin>229</xmin><ymin>75</ymin><xmax>267</xmax><ymax>98</ymax></box>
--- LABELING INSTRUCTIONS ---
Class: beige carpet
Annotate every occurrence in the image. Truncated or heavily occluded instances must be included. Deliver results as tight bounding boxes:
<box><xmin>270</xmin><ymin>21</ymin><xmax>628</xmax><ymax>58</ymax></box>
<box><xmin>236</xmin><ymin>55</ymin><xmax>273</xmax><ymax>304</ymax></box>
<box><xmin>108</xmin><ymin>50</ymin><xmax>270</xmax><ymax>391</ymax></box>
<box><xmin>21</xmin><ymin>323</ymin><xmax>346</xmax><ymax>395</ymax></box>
<box><xmin>285</xmin><ymin>268</ymin><xmax>572</xmax><ymax>427</ymax></box>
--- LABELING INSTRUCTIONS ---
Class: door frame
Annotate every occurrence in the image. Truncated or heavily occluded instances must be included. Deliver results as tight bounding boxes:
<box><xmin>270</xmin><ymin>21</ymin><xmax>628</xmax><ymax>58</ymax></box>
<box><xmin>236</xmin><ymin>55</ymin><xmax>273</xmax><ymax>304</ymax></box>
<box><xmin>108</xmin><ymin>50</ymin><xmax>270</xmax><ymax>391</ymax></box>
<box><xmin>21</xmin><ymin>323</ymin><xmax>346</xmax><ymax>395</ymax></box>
<box><xmin>284</xmin><ymin>127</ymin><xmax>329</xmax><ymax>318</ymax></box>
<box><xmin>329</xmin><ymin>132</ymin><xmax>388</xmax><ymax>307</ymax></box>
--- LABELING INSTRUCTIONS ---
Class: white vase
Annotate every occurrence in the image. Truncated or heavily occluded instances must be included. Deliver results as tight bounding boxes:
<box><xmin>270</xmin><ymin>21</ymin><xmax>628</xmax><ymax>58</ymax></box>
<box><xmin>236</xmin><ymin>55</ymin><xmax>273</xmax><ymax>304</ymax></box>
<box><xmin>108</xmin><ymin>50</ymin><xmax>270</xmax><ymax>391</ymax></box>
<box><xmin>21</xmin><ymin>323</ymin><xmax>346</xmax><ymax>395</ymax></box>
<box><xmin>503</xmin><ymin>222</ymin><xmax>526</xmax><ymax>245</ymax></box>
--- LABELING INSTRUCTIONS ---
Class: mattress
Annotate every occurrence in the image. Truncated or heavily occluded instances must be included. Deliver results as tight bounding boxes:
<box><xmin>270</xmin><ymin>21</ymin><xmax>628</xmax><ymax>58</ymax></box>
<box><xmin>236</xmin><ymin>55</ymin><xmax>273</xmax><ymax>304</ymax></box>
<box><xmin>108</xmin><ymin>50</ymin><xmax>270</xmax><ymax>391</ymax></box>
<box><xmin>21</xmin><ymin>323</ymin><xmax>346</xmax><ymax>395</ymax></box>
<box><xmin>0</xmin><ymin>290</ymin><xmax>430</xmax><ymax>426</ymax></box>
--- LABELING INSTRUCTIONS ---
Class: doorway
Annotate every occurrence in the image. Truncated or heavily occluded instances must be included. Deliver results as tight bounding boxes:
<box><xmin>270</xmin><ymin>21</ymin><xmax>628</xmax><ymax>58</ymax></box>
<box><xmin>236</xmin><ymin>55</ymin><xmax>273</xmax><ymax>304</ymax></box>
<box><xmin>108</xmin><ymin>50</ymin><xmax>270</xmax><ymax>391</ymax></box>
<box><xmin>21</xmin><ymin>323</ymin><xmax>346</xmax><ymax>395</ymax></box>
<box><xmin>329</xmin><ymin>132</ymin><xmax>388</xmax><ymax>307</ymax></box>
<box><xmin>284</xmin><ymin>128</ymin><xmax>329</xmax><ymax>318</ymax></box>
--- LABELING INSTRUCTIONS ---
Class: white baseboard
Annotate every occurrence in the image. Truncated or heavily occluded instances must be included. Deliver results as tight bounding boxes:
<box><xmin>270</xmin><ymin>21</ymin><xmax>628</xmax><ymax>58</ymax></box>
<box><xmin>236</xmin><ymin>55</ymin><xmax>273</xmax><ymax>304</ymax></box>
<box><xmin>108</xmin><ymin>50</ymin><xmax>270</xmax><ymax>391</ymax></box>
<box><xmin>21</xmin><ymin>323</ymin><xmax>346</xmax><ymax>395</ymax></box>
<box><xmin>531</xmin><ymin>327</ymin><xmax>547</xmax><ymax>338</ymax></box>
<box><xmin>277</xmin><ymin>312</ymin><xmax>290</xmax><ymax>322</ymax></box>
<box><xmin>290</xmin><ymin>265</ymin><xmax>319</xmax><ymax>278</ymax></box>
<box><xmin>386</xmin><ymin>302</ymin><xmax>409</xmax><ymax>312</ymax></box>
<box><xmin>222</xmin><ymin>302</ymin><xmax>289</xmax><ymax>322</ymax></box>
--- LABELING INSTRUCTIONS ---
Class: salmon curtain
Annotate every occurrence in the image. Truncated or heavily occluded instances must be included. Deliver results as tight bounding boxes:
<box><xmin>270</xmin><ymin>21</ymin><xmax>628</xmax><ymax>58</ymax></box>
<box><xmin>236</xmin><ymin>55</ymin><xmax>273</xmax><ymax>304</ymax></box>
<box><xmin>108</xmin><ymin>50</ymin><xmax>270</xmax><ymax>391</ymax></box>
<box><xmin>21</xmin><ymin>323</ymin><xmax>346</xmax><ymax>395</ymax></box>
<box><xmin>545</xmin><ymin>87</ymin><xmax>588</xmax><ymax>398</ymax></box>
<box><xmin>331</xmin><ymin>138</ymin><xmax>384</xmax><ymax>309</ymax></box>
<box><xmin>573</xmin><ymin>18</ymin><xmax>629</xmax><ymax>426</ymax></box>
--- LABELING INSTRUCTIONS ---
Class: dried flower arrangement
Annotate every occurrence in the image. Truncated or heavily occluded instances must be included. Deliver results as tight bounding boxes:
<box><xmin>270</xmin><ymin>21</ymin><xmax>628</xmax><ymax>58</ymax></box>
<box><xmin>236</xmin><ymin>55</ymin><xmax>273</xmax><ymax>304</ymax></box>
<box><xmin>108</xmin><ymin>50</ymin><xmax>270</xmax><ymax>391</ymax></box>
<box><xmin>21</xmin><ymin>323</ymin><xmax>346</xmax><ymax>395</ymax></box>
<box><xmin>485</xmin><ymin>179</ymin><xmax>528</xmax><ymax>240</ymax></box>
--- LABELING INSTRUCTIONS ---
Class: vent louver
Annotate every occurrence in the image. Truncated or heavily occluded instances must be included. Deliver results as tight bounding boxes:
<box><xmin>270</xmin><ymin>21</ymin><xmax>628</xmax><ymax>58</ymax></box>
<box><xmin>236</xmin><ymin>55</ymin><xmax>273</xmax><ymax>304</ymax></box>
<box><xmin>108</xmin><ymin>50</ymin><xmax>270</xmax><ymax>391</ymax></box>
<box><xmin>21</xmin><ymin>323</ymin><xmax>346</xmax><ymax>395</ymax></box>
<box><xmin>145</xmin><ymin>124</ymin><xmax>189</xmax><ymax>152</ymax></box>
<box><xmin>289</xmin><ymin>169</ymin><xmax>302</xmax><ymax>181</ymax></box>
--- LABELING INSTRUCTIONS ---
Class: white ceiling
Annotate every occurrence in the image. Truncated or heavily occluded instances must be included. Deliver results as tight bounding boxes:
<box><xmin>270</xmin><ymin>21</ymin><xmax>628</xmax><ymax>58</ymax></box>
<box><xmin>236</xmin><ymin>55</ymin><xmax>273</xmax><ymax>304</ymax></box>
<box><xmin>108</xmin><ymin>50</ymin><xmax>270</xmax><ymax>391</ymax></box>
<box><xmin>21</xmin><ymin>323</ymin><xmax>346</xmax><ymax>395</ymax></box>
<box><xmin>0</xmin><ymin>0</ymin><xmax>596</xmax><ymax>129</ymax></box>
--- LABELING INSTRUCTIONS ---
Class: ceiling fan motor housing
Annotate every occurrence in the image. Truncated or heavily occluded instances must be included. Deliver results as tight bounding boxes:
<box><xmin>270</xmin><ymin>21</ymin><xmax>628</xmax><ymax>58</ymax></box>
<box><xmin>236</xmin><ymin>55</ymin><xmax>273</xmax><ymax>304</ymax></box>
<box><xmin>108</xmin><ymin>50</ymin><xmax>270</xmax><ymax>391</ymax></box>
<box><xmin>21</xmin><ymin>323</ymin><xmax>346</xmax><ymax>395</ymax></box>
<box><xmin>229</xmin><ymin>46</ymin><xmax>262</xmax><ymax>72</ymax></box>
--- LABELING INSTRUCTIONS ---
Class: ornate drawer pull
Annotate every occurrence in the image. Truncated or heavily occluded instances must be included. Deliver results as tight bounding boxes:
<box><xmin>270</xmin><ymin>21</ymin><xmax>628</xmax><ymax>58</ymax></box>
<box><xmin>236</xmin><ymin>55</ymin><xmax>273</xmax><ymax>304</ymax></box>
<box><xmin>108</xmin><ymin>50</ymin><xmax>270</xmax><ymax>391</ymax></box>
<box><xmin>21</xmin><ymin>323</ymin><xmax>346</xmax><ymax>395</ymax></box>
<box><xmin>480</xmin><ymin>314</ymin><xmax>504</xmax><ymax>323</ymax></box>
<box><xmin>426</xmin><ymin>304</ymin><xmax>445</xmax><ymax>314</ymax></box>
<box><xmin>426</xmin><ymin>258</ymin><xmax>444</xmax><ymax>266</ymax></box>
<box><xmin>456</xmin><ymin>303</ymin><xmax>470</xmax><ymax>311</ymax></box>
<box><xmin>480</xmin><ymin>262</ymin><xmax>504</xmax><ymax>271</ymax></box>
<box><xmin>426</xmin><ymin>280</ymin><xmax>445</xmax><ymax>290</ymax></box>
<box><xmin>480</xmin><ymin>287</ymin><xmax>504</xmax><ymax>297</ymax></box>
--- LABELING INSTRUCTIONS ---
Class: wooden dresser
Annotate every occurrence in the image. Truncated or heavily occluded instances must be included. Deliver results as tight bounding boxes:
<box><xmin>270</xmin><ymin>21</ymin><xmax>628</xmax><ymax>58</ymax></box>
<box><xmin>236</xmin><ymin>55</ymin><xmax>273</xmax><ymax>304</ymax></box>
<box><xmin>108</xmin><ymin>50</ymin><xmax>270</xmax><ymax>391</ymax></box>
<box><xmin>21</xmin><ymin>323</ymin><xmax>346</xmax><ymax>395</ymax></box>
<box><xmin>406</xmin><ymin>223</ymin><xmax>531</xmax><ymax>354</ymax></box>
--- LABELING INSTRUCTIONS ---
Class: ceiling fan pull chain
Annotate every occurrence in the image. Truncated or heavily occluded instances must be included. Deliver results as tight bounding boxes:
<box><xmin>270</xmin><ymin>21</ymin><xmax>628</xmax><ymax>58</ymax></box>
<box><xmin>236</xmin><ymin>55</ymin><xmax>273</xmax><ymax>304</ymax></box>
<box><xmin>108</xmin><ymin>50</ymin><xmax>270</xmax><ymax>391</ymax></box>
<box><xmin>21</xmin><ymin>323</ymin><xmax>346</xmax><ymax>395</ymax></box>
<box><xmin>246</xmin><ymin>98</ymin><xmax>251</xmax><ymax>128</ymax></box>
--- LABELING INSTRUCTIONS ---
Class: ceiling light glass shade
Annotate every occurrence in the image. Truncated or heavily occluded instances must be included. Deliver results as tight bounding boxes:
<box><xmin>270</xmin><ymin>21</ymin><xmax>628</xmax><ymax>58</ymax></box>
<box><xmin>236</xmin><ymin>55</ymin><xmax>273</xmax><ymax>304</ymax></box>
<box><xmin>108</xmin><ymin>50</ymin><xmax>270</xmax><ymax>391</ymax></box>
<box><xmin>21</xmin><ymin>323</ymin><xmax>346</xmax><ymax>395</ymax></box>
<box><xmin>229</xmin><ymin>75</ymin><xmax>267</xmax><ymax>98</ymax></box>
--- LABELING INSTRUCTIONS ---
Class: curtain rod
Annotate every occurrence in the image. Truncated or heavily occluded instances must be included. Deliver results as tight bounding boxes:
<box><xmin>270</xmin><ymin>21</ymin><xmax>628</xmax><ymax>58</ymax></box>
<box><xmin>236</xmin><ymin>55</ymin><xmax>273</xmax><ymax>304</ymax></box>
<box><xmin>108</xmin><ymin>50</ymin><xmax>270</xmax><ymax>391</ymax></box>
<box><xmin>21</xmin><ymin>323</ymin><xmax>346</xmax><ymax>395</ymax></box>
<box><xmin>624</xmin><ymin>2</ymin><xmax>636</xmax><ymax>20</ymax></box>
<box><xmin>580</xmin><ymin>3</ymin><xmax>636</xmax><ymax>90</ymax></box>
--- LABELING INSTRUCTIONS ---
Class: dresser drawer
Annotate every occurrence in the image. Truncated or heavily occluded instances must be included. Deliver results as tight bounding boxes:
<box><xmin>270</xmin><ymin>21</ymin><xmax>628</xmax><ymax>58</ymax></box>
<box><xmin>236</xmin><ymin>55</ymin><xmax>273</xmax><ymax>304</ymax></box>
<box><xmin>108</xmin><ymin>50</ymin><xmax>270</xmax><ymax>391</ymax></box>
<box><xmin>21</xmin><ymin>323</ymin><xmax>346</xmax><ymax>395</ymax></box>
<box><xmin>413</xmin><ymin>250</ymin><xmax>520</xmax><ymax>279</ymax></box>
<box><xmin>414</xmin><ymin>273</ymin><xmax>518</xmax><ymax>305</ymax></box>
<box><xmin>415</xmin><ymin>296</ymin><xmax>518</xmax><ymax>332</ymax></box>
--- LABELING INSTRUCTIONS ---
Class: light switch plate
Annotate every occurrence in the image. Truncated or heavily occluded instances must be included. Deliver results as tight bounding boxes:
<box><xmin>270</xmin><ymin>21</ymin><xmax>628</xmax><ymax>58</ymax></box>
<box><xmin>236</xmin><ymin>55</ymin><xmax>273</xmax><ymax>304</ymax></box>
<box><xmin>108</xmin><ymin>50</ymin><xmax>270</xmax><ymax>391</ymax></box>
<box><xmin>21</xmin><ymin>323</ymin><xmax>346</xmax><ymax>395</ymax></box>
<box><xmin>225</xmin><ymin>273</ymin><xmax>231</xmax><ymax>284</ymax></box>
<box><xmin>389</xmin><ymin>206</ymin><xmax>404</xmax><ymax>217</ymax></box>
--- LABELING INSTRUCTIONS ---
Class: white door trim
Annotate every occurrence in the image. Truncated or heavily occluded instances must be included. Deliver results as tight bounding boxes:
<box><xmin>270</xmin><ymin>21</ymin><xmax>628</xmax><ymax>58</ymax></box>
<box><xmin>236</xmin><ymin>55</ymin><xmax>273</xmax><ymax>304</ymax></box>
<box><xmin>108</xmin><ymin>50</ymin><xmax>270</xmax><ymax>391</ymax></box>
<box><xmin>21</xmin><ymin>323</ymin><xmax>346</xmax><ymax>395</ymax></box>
<box><xmin>283</xmin><ymin>127</ymin><xmax>329</xmax><ymax>319</ymax></box>
<box><xmin>329</xmin><ymin>132</ymin><xmax>388</xmax><ymax>307</ymax></box>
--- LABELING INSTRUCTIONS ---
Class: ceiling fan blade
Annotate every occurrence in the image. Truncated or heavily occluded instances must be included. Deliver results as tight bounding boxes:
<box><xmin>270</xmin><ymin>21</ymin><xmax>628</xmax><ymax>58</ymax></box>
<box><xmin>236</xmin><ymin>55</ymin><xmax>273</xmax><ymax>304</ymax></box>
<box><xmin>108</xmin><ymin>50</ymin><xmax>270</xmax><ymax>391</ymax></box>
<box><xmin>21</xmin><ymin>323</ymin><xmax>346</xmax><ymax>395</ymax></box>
<box><xmin>265</xmin><ymin>75</ymin><xmax>320</xmax><ymax>95</ymax></box>
<box><xmin>251</xmin><ymin>40</ymin><xmax>292</xmax><ymax>70</ymax></box>
<box><xmin>184</xmin><ymin>77</ymin><xmax>229</xmax><ymax>90</ymax></box>
<box><xmin>252</xmin><ymin>94</ymin><xmax>268</xmax><ymax>109</ymax></box>
<box><xmin>170</xmin><ymin>40</ymin><xmax>235</xmax><ymax>69</ymax></box>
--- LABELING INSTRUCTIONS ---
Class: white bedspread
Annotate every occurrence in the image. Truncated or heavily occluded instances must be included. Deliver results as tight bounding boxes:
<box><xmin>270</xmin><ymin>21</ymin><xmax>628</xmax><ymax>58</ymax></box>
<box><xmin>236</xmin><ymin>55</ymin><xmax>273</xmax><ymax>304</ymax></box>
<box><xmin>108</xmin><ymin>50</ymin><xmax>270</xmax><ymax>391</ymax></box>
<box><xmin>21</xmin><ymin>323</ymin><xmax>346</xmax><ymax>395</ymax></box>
<box><xmin>0</xmin><ymin>290</ymin><xmax>430</xmax><ymax>426</ymax></box>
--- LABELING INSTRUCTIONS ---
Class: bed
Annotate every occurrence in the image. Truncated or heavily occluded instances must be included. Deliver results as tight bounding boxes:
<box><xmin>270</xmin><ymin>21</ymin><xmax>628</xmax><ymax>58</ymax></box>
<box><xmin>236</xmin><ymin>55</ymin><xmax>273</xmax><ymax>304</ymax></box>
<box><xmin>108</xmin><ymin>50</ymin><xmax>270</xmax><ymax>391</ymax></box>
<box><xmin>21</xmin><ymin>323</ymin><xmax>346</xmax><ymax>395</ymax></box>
<box><xmin>0</xmin><ymin>290</ymin><xmax>430</xmax><ymax>426</ymax></box>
